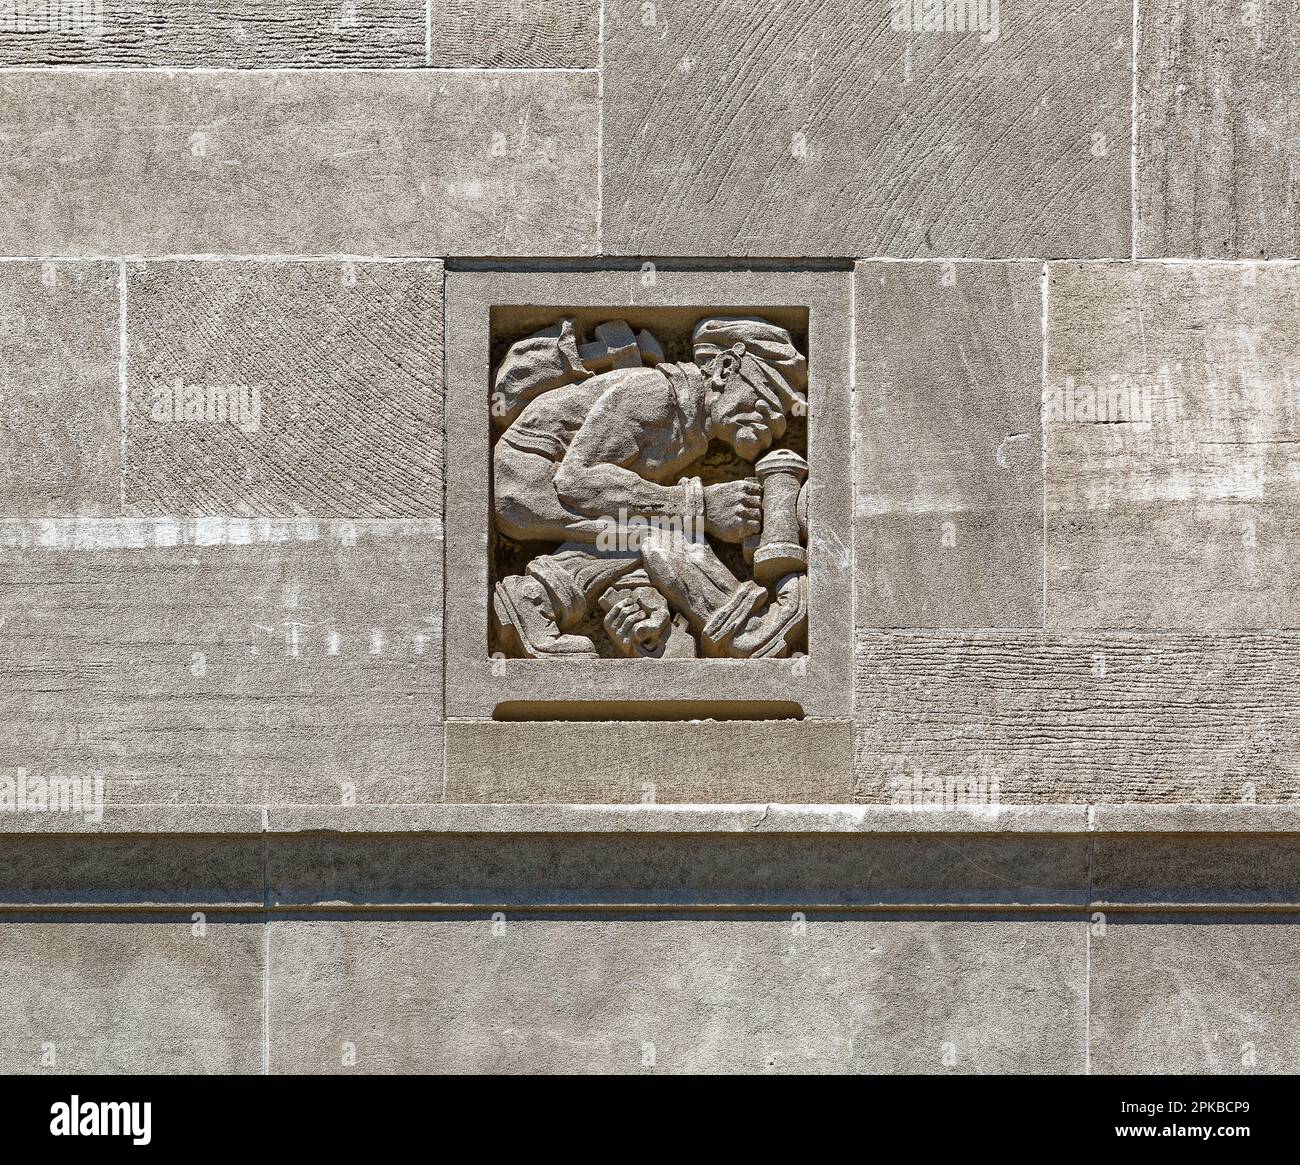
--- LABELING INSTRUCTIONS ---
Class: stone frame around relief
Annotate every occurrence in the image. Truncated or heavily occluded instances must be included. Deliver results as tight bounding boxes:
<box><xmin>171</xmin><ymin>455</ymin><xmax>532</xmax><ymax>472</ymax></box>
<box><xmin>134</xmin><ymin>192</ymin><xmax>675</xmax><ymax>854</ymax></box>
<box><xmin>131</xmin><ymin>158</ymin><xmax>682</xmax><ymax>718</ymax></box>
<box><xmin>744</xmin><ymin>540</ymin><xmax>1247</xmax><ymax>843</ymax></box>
<box><xmin>443</xmin><ymin>267</ymin><xmax>853</xmax><ymax>721</ymax></box>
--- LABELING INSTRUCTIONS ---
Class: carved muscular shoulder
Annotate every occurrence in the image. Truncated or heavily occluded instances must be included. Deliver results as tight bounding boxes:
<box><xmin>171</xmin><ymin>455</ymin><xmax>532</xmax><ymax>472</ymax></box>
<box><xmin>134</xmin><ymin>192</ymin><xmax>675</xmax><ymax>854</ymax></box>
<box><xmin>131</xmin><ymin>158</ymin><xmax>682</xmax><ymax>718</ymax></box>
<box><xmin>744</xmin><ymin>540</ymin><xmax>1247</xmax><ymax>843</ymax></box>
<box><xmin>560</xmin><ymin>368</ymin><xmax>681</xmax><ymax>477</ymax></box>
<box><xmin>552</xmin><ymin>368</ymin><xmax>698</xmax><ymax>518</ymax></box>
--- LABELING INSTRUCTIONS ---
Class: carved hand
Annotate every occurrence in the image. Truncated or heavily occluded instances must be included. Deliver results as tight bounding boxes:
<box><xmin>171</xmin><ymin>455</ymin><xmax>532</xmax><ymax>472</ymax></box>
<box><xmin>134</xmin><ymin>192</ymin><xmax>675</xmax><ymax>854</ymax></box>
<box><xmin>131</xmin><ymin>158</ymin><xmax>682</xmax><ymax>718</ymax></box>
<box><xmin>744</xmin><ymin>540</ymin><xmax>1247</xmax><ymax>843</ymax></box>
<box><xmin>703</xmin><ymin>479</ymin><xmax>762</xmax><ymax>543</ymax></box>
<box><xmin>603</xmin><ymin>587</ymin><xmax>672</xmax><ymax>656</ymax></box>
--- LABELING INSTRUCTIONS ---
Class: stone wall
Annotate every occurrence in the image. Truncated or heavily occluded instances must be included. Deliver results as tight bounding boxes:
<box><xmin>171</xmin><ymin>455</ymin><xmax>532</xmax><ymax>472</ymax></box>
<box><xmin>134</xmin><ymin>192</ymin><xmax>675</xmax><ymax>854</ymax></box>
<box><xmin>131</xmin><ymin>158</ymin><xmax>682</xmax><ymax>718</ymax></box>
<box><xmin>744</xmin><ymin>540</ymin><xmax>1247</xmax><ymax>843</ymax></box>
<box><xmin>2</xmin><ymin>0</ymin><xmax>1299</xmax><ymax>1074</ymax></box>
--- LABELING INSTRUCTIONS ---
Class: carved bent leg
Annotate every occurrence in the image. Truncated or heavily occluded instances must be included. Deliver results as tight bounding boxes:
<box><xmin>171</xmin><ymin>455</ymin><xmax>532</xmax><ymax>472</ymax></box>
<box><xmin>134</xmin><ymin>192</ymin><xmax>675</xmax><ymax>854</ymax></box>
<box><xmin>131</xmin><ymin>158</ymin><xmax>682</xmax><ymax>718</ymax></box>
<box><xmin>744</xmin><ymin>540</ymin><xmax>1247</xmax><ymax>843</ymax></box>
<box><xmin>492</xmin><ymin>543</ymin><xmax>642</xmax><ymax>659</ymax></box>
<box><xmin>640</xmin><ymin>532</ymin><xmax>807</xmax><ymax>659</ymax></box>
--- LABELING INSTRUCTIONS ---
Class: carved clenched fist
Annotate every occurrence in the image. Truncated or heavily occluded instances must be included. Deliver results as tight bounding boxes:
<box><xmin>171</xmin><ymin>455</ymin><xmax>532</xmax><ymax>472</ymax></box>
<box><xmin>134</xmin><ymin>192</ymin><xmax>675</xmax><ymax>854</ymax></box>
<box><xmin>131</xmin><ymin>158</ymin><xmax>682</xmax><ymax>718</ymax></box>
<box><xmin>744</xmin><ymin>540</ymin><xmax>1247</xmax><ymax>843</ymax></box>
<box><xmin>703</xmin><ymin>478</ymin><xmax>762</xmax><ymax>543</ymax></box>
<box><xmin>603</xmin><ymin>586</ymin><xmax>672</xmax><ymax>656</ymax></box>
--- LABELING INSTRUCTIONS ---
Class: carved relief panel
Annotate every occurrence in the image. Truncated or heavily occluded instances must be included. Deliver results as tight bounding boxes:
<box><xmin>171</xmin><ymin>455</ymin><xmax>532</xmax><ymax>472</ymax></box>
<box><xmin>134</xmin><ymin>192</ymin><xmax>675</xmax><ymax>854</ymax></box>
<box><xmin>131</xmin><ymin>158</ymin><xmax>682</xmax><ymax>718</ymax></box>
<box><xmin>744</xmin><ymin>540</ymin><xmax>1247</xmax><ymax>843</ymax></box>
<box><xmin>489</xmin><ymin>312</ymin><xmax>810</xmax><ymax>661</ymax></box>
<box><xmin>443</xmin><ymin>269</ymin><xmax>851</xmax><ymax>721</ymax></box>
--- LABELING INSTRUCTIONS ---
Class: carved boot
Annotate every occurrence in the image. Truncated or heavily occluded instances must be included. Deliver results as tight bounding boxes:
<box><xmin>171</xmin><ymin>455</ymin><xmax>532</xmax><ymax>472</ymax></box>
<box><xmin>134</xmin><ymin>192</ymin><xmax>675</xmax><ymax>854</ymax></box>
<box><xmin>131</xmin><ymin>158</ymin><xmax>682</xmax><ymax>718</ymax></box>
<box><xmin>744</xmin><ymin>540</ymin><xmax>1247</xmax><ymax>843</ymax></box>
<box><xmin>725</xmin><ymin>572</ymin><xmax>808</xmax><ymax>658</ymax></box>
<box><xmin>492</xmin><ymin>573</ymin><xmax>597</xmax><ymax>658</ymax></box>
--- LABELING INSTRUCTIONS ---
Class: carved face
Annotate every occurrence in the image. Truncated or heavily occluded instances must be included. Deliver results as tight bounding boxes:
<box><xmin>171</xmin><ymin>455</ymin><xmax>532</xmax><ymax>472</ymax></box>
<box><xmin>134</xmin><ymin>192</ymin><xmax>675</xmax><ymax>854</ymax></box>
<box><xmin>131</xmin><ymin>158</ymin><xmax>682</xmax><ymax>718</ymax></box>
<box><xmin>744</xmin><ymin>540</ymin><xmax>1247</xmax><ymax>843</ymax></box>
<box><xmin>709</xmin><ymin>355</ymin><xmax>789</xmax><ymax>460</ymax></box>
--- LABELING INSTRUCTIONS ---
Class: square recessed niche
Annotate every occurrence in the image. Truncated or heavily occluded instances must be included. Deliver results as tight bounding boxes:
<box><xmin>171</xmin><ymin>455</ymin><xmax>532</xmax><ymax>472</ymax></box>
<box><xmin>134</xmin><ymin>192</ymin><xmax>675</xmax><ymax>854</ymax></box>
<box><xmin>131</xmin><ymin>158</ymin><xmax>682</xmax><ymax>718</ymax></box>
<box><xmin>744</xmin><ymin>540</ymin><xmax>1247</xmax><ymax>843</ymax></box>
<box><xmin>444</xmin><ymin>267</ymin><xmax>852</xmax><ymax>720</ymax></box>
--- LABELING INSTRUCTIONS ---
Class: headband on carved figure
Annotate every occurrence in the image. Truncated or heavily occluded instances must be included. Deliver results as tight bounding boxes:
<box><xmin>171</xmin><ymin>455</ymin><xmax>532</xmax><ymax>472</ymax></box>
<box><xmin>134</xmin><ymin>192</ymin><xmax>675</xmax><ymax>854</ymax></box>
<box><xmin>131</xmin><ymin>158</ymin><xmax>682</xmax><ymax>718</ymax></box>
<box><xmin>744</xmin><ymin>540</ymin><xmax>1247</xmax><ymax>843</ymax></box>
<box><xmin>691</xmin><ymin>316</ymin><xmax>808</xmax><ymax>416</ymax></box>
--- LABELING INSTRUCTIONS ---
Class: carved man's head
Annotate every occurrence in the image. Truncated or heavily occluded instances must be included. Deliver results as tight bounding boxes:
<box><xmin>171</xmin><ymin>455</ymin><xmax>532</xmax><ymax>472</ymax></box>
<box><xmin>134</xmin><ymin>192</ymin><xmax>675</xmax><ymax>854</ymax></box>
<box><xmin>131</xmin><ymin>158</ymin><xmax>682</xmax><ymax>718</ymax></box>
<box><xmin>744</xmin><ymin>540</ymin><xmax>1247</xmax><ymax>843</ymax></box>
<box><xmin>693</xmin><ymin>317</ymin><xmax>808</xmax><ymax>461</ymax></box>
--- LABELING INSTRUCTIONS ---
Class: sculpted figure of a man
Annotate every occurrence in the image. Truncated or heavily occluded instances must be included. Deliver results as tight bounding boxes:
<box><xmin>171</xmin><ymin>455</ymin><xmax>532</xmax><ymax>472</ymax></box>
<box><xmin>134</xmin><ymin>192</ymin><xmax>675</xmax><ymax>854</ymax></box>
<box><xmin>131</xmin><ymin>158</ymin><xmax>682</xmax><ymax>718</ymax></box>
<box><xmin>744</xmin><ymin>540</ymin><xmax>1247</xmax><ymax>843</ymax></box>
<box><xmin>491</xmin><ymin>315</ymin><xmax>809</xmax><ymax>660</ymax></box>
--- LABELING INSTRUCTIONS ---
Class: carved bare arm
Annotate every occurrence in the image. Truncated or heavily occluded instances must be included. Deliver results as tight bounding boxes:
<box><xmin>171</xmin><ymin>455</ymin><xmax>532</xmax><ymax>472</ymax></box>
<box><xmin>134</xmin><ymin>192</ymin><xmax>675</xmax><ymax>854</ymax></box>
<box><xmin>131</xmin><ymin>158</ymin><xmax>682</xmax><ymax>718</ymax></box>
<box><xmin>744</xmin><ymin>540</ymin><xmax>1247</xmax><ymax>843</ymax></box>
<box><xmin>553</xmin><ymin>380</ymin><xmax>691</xmax><ymax>519</ymax></box>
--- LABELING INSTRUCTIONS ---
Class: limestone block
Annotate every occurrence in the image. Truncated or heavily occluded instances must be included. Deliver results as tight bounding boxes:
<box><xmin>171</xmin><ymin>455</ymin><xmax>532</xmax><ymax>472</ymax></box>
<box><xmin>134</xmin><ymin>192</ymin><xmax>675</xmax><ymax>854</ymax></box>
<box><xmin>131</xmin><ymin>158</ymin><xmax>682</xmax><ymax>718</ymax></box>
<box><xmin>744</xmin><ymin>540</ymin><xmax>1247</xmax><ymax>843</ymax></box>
<box><xmin>0</xmin><ymin>1</ymin><xmax>595</xmax><ymax>68</ymax></box>
<box><xmin>1138</xmin><ymin>1</ymin><xmax>1300</xmax><ymax>258</ymax></box>
<box><xmin>855</xmin><ymin>629</ymin><xmax>1300</xmax><ymax>803</ymax></box>
<box><xmin>602</xmin><ymin>0</ymin><xmax>1131</xmax><ymax>257</ymax></box>
<box><xmin>0</xmin><ymin>1</ymin><xmax>422</xmax><ymax>65</ymax></box>
<box><xmin>0</xmin><ymin>836</ymin><xmax>264</xmax><ymax>907</ymax></box>
<box><xmin>431</xmin><ymin>0</ymin><xmax>598</xmax><ymax>67</ymax></box>
<box><xmin>443</xmin><ymin>720</ymin><xmax>853</xmax><ymax>804</ymax></box>
<box><xmin>0</xmin><ymin>518</ymin><xmax>443</xmax><ymax>806</ymax></box>
<box><xmin>267</xmin><ymin>830</ymin><xmax>1087</xmax><ymax>908</ymax></box>
<box><xmin>267</xmin><ymin>915</ymin><xmax>1086</xmax><ymax>1073</ymax></box>
<box><xmin>0</xmin><ymin>70</ymin><xmax>597</xmax><ymax>256</ymax></box>
<box><xmin>1090</xmin><ymin>917</ymin><xmax>1300</xmax><ymax>1073</ymax></box>
<box><xmin>444</xmin><ymin>267</ymin><xmax>853</xmax><ymax>720</ymax></box>
<box><xmin>1046</xmin><ymin>262</ymin><xmax>1300</xmax><ymax>628</ymax></box>
<box><xmin>0</xmin><ymin>914</ymin><xmax>262</xmax><ymax>1073</ymax></box>
<box><xmin>0</xmin><ymin>261</ymin><xmax>120</xmax><ymax>517</ymax></box>
<box><xmin>123</xmin><ymin>261</ymin><xmax>442</xmax><ymax>518</ymax></box>
<box><xmin>1093</xmin><ymin>834</ymin><xmax>1300</xmax><ymax>907</ymax></box>
<box><xmin>856</xmin><ymin>261</ymin><xmax>1042</xmax><ymax>628</ymax></box>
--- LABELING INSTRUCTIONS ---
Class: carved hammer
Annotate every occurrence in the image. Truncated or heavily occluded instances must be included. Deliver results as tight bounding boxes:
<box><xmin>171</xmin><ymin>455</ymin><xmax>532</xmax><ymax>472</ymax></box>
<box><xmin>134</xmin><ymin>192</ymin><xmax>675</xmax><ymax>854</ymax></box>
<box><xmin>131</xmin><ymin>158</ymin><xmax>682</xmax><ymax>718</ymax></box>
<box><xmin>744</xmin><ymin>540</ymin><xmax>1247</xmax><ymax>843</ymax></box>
<box><xmin>577</xmin><ymin>320</ymin><xmax>663</xmax><ymax>371</ymax></box>
<box><xmin>751</xmin><ymin>449</ymin><xmax>809</xmax><ymax>585</ymax></box>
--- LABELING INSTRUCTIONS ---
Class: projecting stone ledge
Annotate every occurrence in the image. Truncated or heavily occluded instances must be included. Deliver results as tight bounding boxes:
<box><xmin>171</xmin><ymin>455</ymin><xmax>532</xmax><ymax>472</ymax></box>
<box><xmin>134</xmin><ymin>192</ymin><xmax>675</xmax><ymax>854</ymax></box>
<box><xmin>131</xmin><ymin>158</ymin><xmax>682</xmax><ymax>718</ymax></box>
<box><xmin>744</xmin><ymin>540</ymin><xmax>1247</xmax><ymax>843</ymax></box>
<box><xmin>6</xmin><ymin>802</ymin><xmax>1300</xmax><ymax>836</ymax></box>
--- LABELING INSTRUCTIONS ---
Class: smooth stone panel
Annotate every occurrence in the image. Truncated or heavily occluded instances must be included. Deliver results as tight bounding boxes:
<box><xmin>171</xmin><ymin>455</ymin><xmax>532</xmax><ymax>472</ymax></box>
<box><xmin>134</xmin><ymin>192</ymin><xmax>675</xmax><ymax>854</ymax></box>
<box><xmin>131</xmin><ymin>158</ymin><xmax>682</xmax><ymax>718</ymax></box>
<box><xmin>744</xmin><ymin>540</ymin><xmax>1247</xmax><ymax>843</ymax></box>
<box><xmin>855</xmin><ymin>629</ymin><xmax>1300</xmax><ymax>804</ymax></box>
<box><xmin>1090</xmin><ymin>916</ymin><xmax>1300</xmax><ymax>1074</ymax></box>
<box><xmin>856</xmin><ymin>261</ymin><xmax>1042</xmax><ymax>627</ymax></box>
<box><xmin>1045</xmin><ymin>262</ymin><xmax>1300</xmax><ymax>629</ymax></box>
<box><xmin>124</xmin><ymin>260</ymin><xmax>442</xmax><ymax>518</ymax></box>
<box><xmin>1138</xmin><ymin>2</ymin><xmax>1300</xmax><ymax>258</ymax></box>
<box><xmin>0</xmin><ymin>914</ymin><xmax>263</xmax><ymax>1074</ymax></box>
<box><xmin>0</xmin><ymin>261</ymin><xmax>120</xmax><ymax>516</ymax></box>
<box><xmin>0</xmin><ymin>70</ymin><xmax>598</xmax><ymax>257</ymax></box>
<box><xmin>0</xmin><ymin>518</ymin><xmax>444</xmax><ymax>806</ymax></box>
<box><xmin>0</xmin><ymin>0</ymin><xmax>425</xmax><ymax>66</ymax></box>
<box><xmin>444</xmin><ymin>719</ymin><xmax>853</xmax><ymax>804</ymax></box>
<box><xmin>602</xmin><ymin>0</ymin><xmax>1131</xmax><ymax>257</ymax></box>
<box><xmin>268</xmin><ymin>915</ymin><xmax>1086</xmax><ymax>1073</ymax></box>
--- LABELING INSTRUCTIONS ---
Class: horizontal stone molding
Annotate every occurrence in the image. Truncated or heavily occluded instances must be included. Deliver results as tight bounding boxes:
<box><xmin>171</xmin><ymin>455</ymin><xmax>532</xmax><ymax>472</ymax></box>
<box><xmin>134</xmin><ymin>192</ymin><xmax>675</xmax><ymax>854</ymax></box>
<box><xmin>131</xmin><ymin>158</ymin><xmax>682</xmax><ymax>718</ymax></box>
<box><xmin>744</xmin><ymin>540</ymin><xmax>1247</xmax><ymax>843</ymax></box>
<box><xmin>7</xmin><ymin>802</ymin><xmax>1300</xmax><ymax>835</ymax></box>
<box><xmin>3</xmin><ymin>805</ymin><xmax>1300</xmax><ymax>913</ymax></box>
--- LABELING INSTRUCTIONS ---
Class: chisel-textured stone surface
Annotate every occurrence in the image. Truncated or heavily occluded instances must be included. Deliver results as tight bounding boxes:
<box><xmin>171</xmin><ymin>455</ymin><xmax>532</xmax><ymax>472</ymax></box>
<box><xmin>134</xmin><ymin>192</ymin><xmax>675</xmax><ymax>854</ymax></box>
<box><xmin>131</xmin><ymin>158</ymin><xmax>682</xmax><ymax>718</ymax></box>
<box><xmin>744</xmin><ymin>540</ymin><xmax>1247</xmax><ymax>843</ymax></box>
<box><xmin>0</xmin><ymin>1</ymin><xmax>596</xmax><ymax>68</ymax></box>
<box><xmin>0</xmin><ymin>518</ymin><xmax>444</xmax><ymax>806</ymax></box>
<box><xmin>268</xmin><ymin>915</ymin><xmax>1086</xmax><ymax>1073</ymax></box>
<box><xmin>0</xmin><ymin>0</ymin><xmax>426</xmax><ymax>66</ymax></box>
<box><xmin>124</xmin><ymin>261</ymin><xmax>442</xmax><ymax>517</ymax></box>
<box><xmin>1138</xmin><ymin>1</ymin><xmax>1300</xmax><ymax>258</ymax></box>
<box><xmin>855</xmin><ymin>630</ymin><xmax>1300</xmax><ymax>803</ymax></box>
<box><xmin>1090</xmin><ymin>917</ymin><xmax>1300</xmax><ymax>1074</ymax></box>
<box><xmin>1046</xmin><ymin>262</ymin><xmax>1300</xmax><ymax>628</ymax></box>
<box><xmin>856</xmin><ymin>261</ymin><xmax>1042</xmax><ymax>627</ymax></box>
<box><xmin>0</xmin><ymin>261</ymin><xmax>120</xmax><ymax>517</ymax></box>
<box><xmin>0</xmin><ymin>915</ymin><xmax>263</xmax><ymax>1074</ymax></box>
<box><xmin>0</xmin><ymin>70</ymin><xmax>598</xmax><ymax>256</ymax></box>
<box><xmin>602</xmin><ymin>0</ymin><xmax>1130</xmax><ymax>257</ymax></box>
<box><xmin>430</xmin><ymin>0</ymin><xmax>598</xmax><ymax>67</ymax></box>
